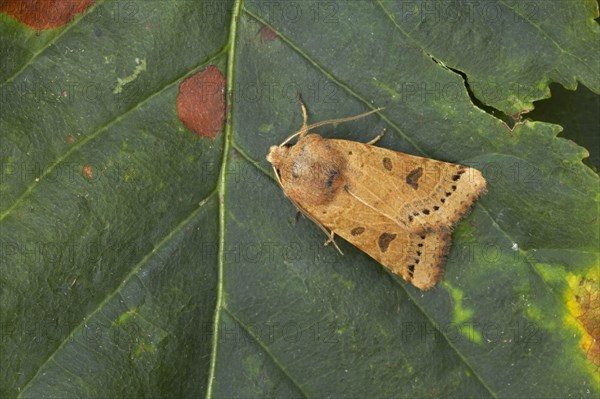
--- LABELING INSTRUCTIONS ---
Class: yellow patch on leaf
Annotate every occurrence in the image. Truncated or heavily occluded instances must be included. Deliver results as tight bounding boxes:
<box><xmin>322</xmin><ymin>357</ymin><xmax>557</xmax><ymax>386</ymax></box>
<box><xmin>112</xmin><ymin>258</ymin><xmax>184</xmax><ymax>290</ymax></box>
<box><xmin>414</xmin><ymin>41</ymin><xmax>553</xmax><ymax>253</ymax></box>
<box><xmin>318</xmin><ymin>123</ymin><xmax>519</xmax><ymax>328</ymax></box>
<box><xmin>566</xmin><ymin>270</ymin><xmax>600</xmax><ymax>369</ymax></box>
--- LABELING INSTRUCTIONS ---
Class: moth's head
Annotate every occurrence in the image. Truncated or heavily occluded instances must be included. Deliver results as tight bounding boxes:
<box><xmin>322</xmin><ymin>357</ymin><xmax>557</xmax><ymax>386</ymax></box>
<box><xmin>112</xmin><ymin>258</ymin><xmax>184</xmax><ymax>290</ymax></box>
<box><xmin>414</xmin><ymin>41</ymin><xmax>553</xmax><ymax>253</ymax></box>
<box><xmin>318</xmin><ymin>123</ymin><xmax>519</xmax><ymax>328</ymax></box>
<box><xmin>266</xmin><ymin>145</ymin><xmax>288</xmax><ymax>168</ymax></box>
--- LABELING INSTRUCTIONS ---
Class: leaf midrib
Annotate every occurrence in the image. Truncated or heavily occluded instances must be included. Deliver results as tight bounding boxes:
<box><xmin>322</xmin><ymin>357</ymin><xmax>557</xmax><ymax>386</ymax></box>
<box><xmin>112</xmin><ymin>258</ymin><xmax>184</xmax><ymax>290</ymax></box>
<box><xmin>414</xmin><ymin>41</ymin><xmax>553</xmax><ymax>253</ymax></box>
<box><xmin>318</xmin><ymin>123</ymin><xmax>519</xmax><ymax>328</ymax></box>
<box><xmin>205</xmin><ymin>0</ymin><xmax>243</xmax><ymax>398</ymax></box>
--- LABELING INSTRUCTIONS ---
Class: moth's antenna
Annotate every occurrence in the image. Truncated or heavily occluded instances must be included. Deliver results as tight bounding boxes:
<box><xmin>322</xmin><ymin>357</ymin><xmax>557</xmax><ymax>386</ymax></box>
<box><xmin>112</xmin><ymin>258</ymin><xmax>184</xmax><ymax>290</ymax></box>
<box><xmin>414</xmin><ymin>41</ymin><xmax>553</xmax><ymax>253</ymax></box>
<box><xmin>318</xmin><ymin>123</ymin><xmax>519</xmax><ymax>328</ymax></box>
<box><xmin>279</xmin><ymin>107</ymin><xmax>384</xmax><ymax>147</ymax></box>
<box><xmin>298</xmin><ymin>94</ymin><xmax>309</xmax><ymax>138</ymax></box>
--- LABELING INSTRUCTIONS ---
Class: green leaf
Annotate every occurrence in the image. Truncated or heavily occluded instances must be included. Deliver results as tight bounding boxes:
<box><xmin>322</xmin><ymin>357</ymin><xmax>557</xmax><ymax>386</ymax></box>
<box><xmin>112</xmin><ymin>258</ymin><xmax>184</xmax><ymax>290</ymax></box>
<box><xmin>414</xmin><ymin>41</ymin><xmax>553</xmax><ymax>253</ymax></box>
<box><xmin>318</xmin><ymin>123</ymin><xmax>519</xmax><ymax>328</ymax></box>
<box><xmin>1</xmin><ymin>1</ymin><xmax>598</xmax><ymax>398</ymax></box>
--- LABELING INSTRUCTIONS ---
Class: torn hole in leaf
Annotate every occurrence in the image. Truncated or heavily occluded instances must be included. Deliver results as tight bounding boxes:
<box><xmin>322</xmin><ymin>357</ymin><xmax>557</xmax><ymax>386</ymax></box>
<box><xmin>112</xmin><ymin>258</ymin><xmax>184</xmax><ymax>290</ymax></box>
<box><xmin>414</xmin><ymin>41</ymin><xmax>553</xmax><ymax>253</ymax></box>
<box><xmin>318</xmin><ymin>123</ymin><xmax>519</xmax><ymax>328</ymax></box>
<box><xmin>429</xmin><ymin>56</ymin><xmax>516</xmax><ymax>128</ymax></box>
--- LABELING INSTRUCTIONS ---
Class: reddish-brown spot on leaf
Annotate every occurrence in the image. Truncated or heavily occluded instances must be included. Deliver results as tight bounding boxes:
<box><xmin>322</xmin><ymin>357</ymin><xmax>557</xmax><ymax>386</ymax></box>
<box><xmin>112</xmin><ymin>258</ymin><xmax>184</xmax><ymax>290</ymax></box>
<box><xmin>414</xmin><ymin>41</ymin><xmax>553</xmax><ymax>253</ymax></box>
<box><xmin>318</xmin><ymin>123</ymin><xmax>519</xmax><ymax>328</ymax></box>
<box><xmin>259</xmin><ymin>26</ymin><xmax>277</xmax><ymax>43</ymax></box>
<box><xmin>176</xmin><ymin>65</ymin><xmax>225</xmax><ymax>139</ymax></box>
<box><xmin>66</xmin><ymin>135</ymin><xmax>75</xmax><ymax>144</ymax></box>
<box><xmin>0</xmin><ymin>0</ymin><xmax>96</xmax><ymax>30</ymax></box>
<box><xmin>82</xmin><ymin>165</ymin><xmax>93</xmax><ymax>180</ymax></box>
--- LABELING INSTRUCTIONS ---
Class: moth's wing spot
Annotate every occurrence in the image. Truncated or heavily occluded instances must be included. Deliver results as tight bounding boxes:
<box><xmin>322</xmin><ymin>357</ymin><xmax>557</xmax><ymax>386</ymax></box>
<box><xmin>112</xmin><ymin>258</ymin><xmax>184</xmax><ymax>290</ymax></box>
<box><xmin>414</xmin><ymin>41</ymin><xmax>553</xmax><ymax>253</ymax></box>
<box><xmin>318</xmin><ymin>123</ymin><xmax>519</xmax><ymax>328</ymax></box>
<box><xmin>408</xmin><ymin>215</ymin><xmax>413</xmax><ymax>222</ymax></box>
<box><xmin>440</xmin><ymin>198</ymin><xmax>446</xmax><ymax>203</ymax></box>
<box><xmin>417</xmin><ymin>243</ymin><xmax>424</xmax><ymax>247</ymax></box>
<box><xmin>351</xmin><ymin>227</ymin><xmax>365</xmax><ymax>236</ymax></box>
<box><xmin>348</xmin><ymin>151</ymin><xmax>353</xmax><ymax>155</ymax></box>
<box><xmin>324</xmin><ymin>170</ymin><xmax>338</xmax><ymax>188</ymax></box>
<box><xmin>445</xmin><ymin>192</ymin><xmax>452</xmax><ymax>197</ymax></box>
<box><xmin>382</xmin><ymin>157</ymin><xmax>393</xmax><ymax>171</ymax></box>
<box><xmin>406</xmin><ymin>167</ymin><xmax>423</xmax><ymax>190</ymax></box>
<box><xmin>433</xmin><ymin>206</ymin><xmax>439</xmax><ymax>211</ymax></box>
<box><xmin>452</xmin><ymin>185</ymin><xmax>457</xmax><ymax>191</ymax></box>
<box><xmin>343</xmin><ymin>184</ymin><xmax>350</xmax><ymax>192</ymax></box>
<box><xmin>378</xmin><ymin>232</ymin><xmax>397</xmax><ymax>253</ymax></box>
<box><xmin>422</xmin><ymin>209</ymin><xmax>430</xmax><ymax>215</ymax></box>
<box><xmin>452</xmin><ymin>174</ymin><xmax>461</xmax><ymax>181</ymax></box>
<box><xmin>413</xmin><ymin>211</ymin><xmax>419</xmax><ymax>216</ymax></box>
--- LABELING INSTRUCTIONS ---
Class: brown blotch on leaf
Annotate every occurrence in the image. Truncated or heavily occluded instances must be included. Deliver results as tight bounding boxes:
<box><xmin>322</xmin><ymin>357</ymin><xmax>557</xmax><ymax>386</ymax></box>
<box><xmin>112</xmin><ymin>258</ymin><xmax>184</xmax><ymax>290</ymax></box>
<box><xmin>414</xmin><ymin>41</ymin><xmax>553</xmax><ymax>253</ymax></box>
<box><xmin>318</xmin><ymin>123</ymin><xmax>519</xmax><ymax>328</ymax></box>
<box><xmin>383</xmin><ymin>157</ymin><xmax>393</xmax><ymax>171</ymax></box>
<box><xmin>66</xmin><ymin>135</ymin><xmax>75</xmax><ymax>144</ymax></box>
<box><xmin>259</xmin><ymin>25</ymin><xmax>277</xmax><ymax>42</ymax></box>
<box><xmin>351</xmin><ymin>227</ymin><xmax>365</xmax><ymax>236</ymax></box>
<box><xmin>378</xmin><ymin>233</ymin><xmax>397</xmax><ymax>253</ymax></box>
<box><xmin>82</xmin><ymin>165</ymin><xmax>93</xmax><ymax>180</ymax></box>
<box><xmin>177</xmin><ymin>65</ymin><xmax>225</xmax><ymax>139</ymax></box>
<box><xmin>572</xmin><ymin>276</ymin><xmax>600</xmax><ymax>367</ymax></box>
<box><xmin>0</xmin><ymin>0</ymin><xmax>96</xmax><ymax>30</ymax></box>
<box><xmin>406</xmin><ymin>167</ymin><xmax>423</xmax><ymax>190</ymax></box>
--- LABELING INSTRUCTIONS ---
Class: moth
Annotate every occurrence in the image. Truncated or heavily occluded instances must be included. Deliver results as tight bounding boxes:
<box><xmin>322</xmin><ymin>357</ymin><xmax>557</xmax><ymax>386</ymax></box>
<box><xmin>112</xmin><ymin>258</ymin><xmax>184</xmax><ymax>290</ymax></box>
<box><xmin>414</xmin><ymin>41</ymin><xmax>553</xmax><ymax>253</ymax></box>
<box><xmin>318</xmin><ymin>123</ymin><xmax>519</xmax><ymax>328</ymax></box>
<box><xmin>266</xmin><ymin>101</ymin><xmax>487</xmax><ymax>290</ymax></box>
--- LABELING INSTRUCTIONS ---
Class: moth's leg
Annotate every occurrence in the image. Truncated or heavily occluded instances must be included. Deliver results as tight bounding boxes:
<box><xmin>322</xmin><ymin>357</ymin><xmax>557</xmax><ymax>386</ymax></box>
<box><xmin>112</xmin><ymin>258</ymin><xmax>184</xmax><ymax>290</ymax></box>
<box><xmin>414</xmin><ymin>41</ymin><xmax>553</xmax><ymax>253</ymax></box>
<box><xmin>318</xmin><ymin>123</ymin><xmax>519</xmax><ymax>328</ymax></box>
<box><xmin>366</xmin><ymin>127</ymin><xmax>387</xmax><ymax>145</ymax></box>
<box><xmin>322</xmin><ymin>229</ymin><xmax>343</xmax><ymax>255</ymax></box>
<box><xmin>289</xmin><ymin>194</ymin><xmax>343</xmax><ymax>255</ymax></box>
<box><xmin>298</xmin><ymin>95</ymin><xmax>309</xmax><ymax>138</ymax></box>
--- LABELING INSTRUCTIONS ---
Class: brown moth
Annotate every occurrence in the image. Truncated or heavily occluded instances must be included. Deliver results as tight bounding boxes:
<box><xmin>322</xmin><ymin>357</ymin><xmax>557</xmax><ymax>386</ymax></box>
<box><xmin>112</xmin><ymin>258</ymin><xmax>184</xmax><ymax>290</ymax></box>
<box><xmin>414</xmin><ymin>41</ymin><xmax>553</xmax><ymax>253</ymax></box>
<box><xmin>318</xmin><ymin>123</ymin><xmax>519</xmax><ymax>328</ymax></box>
<box><xmin>266</xmin><ymin>100</ymin><xmax>487</xmax><ymax>290</ymax></box>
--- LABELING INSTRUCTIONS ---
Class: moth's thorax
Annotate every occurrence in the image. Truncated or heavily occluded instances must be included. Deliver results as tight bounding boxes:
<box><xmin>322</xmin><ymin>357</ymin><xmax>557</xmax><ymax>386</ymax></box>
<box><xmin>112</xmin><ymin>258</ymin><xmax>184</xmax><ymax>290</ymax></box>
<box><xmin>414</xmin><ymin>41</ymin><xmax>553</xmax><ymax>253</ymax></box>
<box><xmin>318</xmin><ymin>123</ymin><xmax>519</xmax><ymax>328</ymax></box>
<box><xmin>274</xmin><ymin>134</ymin><xmax>346</xmax><ymax>207</ymax></box>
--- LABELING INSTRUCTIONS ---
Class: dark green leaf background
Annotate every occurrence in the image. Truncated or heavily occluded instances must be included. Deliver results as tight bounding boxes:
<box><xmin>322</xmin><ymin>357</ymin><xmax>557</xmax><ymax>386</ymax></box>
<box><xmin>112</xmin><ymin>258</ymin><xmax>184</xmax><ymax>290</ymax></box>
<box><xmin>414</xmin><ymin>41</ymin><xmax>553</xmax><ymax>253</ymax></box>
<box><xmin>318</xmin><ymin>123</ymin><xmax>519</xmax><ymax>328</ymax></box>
<box><xmin>1</xmin><ymin>1</ymin><xmax>598</xmax><ymax>398</ymax></box>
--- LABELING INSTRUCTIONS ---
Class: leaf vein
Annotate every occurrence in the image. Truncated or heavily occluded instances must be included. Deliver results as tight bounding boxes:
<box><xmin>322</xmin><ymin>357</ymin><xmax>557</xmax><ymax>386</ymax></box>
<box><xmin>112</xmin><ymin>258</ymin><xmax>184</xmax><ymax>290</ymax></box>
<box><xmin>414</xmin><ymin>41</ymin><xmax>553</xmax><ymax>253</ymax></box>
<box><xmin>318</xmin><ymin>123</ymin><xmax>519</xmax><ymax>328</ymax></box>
<box><xmin>0</xmin><ymin>47</ymin><xmax>228</xmax><ymax>222</ymax></box>
<box><xmin>223</xmin><ymin>306</ymin><xmax>309</xmax><ymax>398</ymax></box>
<box><xmin>16</xmin><ymin>190</ymin><xmax>217</xmax><ymax>397</ymax></box>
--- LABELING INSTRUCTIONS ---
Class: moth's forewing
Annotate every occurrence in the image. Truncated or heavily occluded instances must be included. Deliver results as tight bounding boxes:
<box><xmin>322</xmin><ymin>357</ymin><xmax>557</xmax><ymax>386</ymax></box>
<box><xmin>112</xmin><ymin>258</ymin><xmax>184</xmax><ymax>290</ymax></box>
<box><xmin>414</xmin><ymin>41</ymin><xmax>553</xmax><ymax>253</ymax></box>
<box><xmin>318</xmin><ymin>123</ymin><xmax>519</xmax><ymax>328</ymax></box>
<box><xmin>329</xmin><ymin>139</ymin><xmax>487</xmax><ymax>235</ymax></box>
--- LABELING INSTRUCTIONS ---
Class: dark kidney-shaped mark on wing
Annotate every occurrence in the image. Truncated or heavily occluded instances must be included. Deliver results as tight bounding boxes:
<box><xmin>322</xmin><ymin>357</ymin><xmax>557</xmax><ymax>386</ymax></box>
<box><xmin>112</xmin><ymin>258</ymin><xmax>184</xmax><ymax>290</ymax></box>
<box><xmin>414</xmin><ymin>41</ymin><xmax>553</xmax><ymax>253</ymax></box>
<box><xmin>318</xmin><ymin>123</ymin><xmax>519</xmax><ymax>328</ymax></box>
<box><xmin>406</xmin><ymin>167</ymin><xmax>423</xmax><ymax>190</ymax></box>
<box><xmin>382</xmin><ymin>157</ymin><xmax>393</xmax><ymax>171</ymax></box>
<box><xmin>0</xmin><ymin>0</ymin><xmax>96</xmax><ymax>30</ymax></box>
<box><xmin>351</xmin><ymin>227</ymin><xmax>365</xmax><ymax>236</ymax></box>
<box><xmin>177</xmin><ymin>65</ymin><xmax>226</xmax><ymax>139</ymax></box>
<box><xmin>378</xmin><ymin>233</ymin><xmax>397</xmax><ymax>253</ymax></box>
